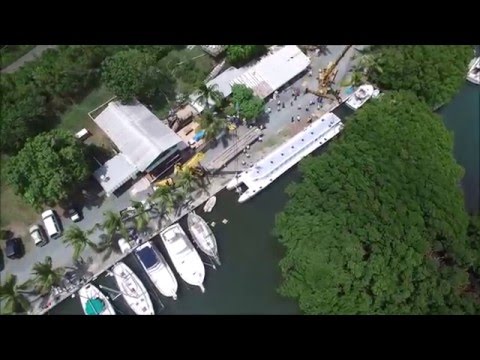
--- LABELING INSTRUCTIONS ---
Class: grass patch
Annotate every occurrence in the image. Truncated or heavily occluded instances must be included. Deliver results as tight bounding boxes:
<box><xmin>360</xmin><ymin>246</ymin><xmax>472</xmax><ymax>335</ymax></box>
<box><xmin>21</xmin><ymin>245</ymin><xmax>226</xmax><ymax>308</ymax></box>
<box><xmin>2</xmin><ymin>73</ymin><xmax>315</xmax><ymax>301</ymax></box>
<box><xmin>59</xmin><ymin>86</ymin><xmax>114</xmax><ymax>133</ymax></box>
<box><xmin>0</xmin><ymin>45</ymin><xmax>35</xmax><ymax>69</ymax></box>
<box><xmin>0</xmin><ymin>156</ymin><xmax>38</xmax><ymax>233</ymax></box>
<box><xmin>160</xmin><ymin>46</ymin><xmax>215</xmax><ymax>97</ymax></box>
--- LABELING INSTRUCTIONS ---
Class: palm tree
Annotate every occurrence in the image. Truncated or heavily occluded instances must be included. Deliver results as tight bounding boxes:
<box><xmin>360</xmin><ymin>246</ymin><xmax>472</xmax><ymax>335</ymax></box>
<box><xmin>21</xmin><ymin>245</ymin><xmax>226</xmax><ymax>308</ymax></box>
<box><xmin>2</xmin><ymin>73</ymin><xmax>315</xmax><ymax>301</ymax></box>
<box><xmin>197</xmin><ymin>83</ymin><xmax>222</xmax><ymax>110</ymax></box>
<box><xmin>341</xmin><ymin>71</ymin><xmax>365</xmax><ymax>88</ymax></box>
<box><xmin>0</xmin><ymin>274</ymin><xmax>31</xmax><ymax>314</ymax></box>
<box><xmin>31</xmin><ymin>256</ymin><xmax>65</xmax><ymax>297</ymax></box>
<box><xmin>354</xmin><ymin>53</ymin><xmax>383</xmax><ymax>77</ymax></box>
<box><xmin>177</xmin><ymin>168</ymin><xmax>196</xmax><ymax>193</ymax></box>
<box><xmin>63</xmin><ymin>225</ymin><xmax>95</xmax><ymax>261</ymax></box>
<box><xmin>199</xmin><ymin>111</ymin><xmax>226</xmax><ymax>142</ymax></box>
<box><xmin>130</xmin><ymin>200</ymin><xmax>150</xmax><ymax>232</ymax></box>
<box><xmin>95</xmin><ymin>210</ymin><xmax>128</xmax><ymax>254</ymax></box>
<box><xmin>151</xmin><ymin>186</ymin><xmax>175</xmax><ymax>213</ymax></box>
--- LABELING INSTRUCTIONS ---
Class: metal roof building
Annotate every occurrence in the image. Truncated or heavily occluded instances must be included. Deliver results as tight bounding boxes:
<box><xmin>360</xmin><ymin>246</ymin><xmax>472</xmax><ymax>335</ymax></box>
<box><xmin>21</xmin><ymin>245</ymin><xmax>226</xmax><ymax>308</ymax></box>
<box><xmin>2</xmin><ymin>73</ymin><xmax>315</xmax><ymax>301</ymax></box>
<box><xmin>230</xmin><ymin>45</ymin><xmax>310</xmax><ymax>99</ymax></box>
<box><xmin>93</xmin><ymin>101</ymin><xmax>186</xmax><ymax>196</ymax></box>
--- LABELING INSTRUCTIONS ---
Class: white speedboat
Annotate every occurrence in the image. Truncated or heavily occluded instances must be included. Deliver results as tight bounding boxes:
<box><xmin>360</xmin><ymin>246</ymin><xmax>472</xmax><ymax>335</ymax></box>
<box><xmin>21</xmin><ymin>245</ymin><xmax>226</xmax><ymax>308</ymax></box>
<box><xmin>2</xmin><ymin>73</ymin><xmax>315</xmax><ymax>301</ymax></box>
<box><xmin>78</xmin><ymin>284</ymin><xmax>116</xmax><ymax>315</ymax></box>
<box><xmin>160</xmin><ymin>223</ymin><xmax>206</xmax><ymax>292</ymax></box>
<box><xmin>187</xmin><ymin>211</ymin><xmax>220</xmax><ymax>265</ymax></box>
<box><xmin>466</xmin><ymin>57</ymin><xmax>480</xmax><ymax>85</ymax></box>
<box><xmin>345</xmin><ymin>84</ymin><xmax>375</xmax><ymax>110</ymax></box>
<box><xmin>203</xmin><ymin>196</ymin><xmax>216</xmax><ymax>213</ymax></box>
<box><xmin>135</xmin><ymin>242</ymin><xmax>178</xmax><ymax>300</ymax></box>
<box><xmin>111</xmin><ymin>262</ymin><xmax>154</xmax><ymax>315</ymax></box>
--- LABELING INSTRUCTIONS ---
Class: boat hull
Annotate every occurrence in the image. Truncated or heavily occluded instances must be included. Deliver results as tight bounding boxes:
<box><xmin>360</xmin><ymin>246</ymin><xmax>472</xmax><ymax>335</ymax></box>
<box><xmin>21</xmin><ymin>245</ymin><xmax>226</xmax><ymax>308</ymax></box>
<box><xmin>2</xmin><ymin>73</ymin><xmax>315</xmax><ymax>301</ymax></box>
<box><xmin>112</xmin><ymin>262</ymin><xmax>155</xmax><ymax>315</ymax></box>
<box><xmin>79</xmin><ymin>284</ymin><xmax>116</xmax><ymax>315</ymax></box>
<box><xmin>187</xmin><ymin>212</ymin><xmax>220</xmax><ymax>264</ymax></box>
<box><xmin>160</xmin><ymin>223</ymin><xmax>206</xmax><ymax>291</ymax></box>
<box><xmin>135</xmin><ymin>242</ymin><xmax>178</xmax><ymax>300</ymax></box>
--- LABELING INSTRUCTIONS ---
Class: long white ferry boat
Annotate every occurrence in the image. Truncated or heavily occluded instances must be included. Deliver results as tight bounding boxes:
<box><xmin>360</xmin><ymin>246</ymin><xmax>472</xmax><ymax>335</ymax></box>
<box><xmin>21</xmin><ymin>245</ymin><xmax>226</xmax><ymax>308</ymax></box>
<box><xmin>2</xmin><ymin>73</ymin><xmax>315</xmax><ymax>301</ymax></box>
<box><xmin>227</xmin><ymin>112</ymin><xmax>343</xmax><ymax>203</ymax></box>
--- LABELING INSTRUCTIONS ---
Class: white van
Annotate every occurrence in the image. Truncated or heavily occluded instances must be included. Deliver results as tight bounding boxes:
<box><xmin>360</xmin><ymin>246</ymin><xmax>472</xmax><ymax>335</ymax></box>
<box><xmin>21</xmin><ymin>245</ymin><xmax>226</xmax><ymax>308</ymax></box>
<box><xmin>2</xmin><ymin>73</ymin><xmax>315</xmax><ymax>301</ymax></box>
<box><xmin>41</xmin><ymin>209</ymin><xmax>62</xmax><ymax>239</ymax></box>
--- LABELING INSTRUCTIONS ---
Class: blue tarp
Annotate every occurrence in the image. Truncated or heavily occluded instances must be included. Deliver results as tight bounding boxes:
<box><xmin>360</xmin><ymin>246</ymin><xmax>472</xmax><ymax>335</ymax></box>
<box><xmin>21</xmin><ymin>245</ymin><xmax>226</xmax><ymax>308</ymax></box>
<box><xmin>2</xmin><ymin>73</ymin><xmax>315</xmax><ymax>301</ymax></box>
<box><xmin>193</xmin><ymin>130</ymin><xmax>206</xmax><ymax>141</ymax></box>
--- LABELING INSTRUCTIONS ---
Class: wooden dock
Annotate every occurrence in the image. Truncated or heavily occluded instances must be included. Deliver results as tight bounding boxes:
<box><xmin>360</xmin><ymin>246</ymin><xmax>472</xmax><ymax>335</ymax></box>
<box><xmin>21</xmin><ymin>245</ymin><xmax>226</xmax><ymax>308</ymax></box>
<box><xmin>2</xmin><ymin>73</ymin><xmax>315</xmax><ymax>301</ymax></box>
<box><xmin>206</xmin><ymin>127</ymin><xmax>262</xmax><ymax>173</ymax></box>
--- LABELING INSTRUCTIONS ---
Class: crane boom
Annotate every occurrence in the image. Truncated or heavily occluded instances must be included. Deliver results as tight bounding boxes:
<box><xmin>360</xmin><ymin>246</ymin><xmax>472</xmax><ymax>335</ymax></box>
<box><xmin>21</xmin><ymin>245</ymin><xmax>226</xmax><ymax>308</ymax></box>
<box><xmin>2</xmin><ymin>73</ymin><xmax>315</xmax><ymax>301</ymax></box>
<box><xmin>307</xmin><ymin>45</ymin><xmax>354</xmax><ymax>102</ymax></box>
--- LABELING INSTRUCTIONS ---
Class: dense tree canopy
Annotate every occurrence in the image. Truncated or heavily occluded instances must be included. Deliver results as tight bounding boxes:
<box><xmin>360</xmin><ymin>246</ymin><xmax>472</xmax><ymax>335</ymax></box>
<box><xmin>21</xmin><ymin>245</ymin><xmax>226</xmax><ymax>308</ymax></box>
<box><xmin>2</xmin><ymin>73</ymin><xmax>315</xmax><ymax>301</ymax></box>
<box><xmin>367</xmin><ymin>45</ymin><xmax>473</xmax><ymax>108</ymax></box>
<box><xmin>0</xmin><ymin>45</ymin><xmax>120</xmax><ymax>155</ymax></box>
<box><xmin>275</xmin><ymin>91</ymin><xmax>480</xmax><ymax>314</ymax></box>
<box><xmin>101</xmin><ymin>49</ymin><xmax>172</xmax><ymax>103</ymax></box>
<box><xmin>226</xmin><ymin>45</ymin><xmax>267</xmax><ymax>67</ymax></box>
<box><xmin>231</xmin><ymin>84</ymin><xmax>264</xmax><ymax>123</ymax></box>
<box><xmin>6</xmin><ymin>130</ymin><xmax>90</xmax><ymax>209</ymax></box>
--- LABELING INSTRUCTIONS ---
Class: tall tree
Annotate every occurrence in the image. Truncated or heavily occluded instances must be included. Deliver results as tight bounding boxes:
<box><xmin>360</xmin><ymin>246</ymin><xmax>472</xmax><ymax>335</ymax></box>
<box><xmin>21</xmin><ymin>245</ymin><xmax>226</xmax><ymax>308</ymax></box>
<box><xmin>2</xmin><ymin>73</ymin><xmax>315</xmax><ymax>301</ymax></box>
<box><xmin>130</xmin><ymin>200</ymin><xmax>151</xmax><ymax>232</ymax></box>
<box><xmin>0</xmin><ymin>274</ymin><xmax>31</xmax><ymax>314</ymax></box>
<box><xmin>63</xmin><ymin>226</ymin><xmax>95</xmax><ymax>261</ymax></box>
<box><xmin>367</xmin><ymin>45</ymin><xmax>473</xmax><ymax>108</ymax></box>
<box><xmin>101</xmin><ymin>49</ymin><xmax>172</xmax><ymax>103</ymax></box>
<box><xmin>199</xmin><ymin>110</ymin><xmax>227</xmax><ymax>142</ymax></box>
<box><xmin>275</xmin><ymin>91</ymin><xmax>480</xmax><ymax>314</ymax></box>
<box><xmin>226</xmin><ymin>45</ymin><xmax>267</xmax><ymax>67</ymax></box>
<box><xmin>5</xmin><ymin>129</ymin><xmax>90</xmax><ymax>209</ymax></box>
<box><xmin>197</xmin><ymin>83</ymin><xmax>222</xmax><ymax>110</ymax></box>
<box><xmin>151</xmin><ymin>185</ymin><xmax>175</xmax><ymax>213</ymax></box>
<box><xmin>231</xmin><ymin>84</ymin><xmax>264</xmax><ymax>123</ymax></box>
<box><xmin>31</xmin><ymin>256</ymin><xmax>65</xmax><ymax>296</ymax></box>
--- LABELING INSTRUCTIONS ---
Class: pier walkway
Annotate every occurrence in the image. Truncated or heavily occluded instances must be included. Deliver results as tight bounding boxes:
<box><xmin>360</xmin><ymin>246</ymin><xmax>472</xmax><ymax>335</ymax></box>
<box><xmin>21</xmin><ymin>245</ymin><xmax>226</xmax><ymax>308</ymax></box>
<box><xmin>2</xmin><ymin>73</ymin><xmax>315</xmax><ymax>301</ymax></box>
<box><xmin>205</xmin><ymin>127</ymin><xmax>262</xmax><ymax>173</ymax></box>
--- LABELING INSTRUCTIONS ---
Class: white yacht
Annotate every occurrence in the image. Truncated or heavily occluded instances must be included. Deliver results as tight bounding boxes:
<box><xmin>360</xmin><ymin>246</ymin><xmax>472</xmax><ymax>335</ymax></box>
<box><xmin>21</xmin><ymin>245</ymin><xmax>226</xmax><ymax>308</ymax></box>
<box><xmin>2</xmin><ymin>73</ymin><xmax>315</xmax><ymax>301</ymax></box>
<box><xmin>135</xmin><ymin>241</ymin><xmax>178</xmax><ymax>300</ymax></box>
<box><xmin>345</xmin><ymin>84</ymin><xmax>375</xmax><ymax>110</ymax></box>
<box><xmin>467</xmin><ymin>57</ymin><xmax>480</xmax><ymax>85</ymax></box>
<box><xmin>111</xmin><ymin>262</ymin><xmax>155</xmax><ymax>315</ymax></box>
<box><xmin>187</xmin><ymin>211</ymin><xmax>220</xmax><ymax>265</ymax></box>
<box><xmin>78</xmin><ymin>284</ymin><xmax>116</xmax><ymax>315</ymax></box>
<box><xmin>160</xmin><ymin>223</ymin><xmax>206</xmax><ymax>292</ymax></box>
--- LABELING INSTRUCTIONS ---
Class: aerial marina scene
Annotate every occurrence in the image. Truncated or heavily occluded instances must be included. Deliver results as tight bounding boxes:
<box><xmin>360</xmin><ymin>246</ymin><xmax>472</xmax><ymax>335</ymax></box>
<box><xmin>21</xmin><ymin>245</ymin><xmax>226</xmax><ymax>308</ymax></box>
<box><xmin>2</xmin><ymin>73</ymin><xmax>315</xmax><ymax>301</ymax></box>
<box><xmin>0</xmin><ymin>44</ymin><xmax>478</xmax><ymax>315</ymax></box>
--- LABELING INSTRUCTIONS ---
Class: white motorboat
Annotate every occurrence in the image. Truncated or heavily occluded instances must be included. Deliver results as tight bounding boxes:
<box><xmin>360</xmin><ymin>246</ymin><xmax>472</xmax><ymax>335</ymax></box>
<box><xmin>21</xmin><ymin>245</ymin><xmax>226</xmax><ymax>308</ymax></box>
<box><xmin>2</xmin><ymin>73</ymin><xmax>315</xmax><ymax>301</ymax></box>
<box><xmin>466</xmin><ymin>57</ymin><xmax>480</xmax><ymax>85</ymax></box>
<box><xmin>160</xmin><ymin>223</ymin><xmax>206</xmax><ymax>292</ymax></box>
<box><xmin>187</xmin><ymin>211</ymin><xmax>220</xmax><ymax>265</ymax></box>
<box><xmin>78</xmin><ymin>284</ymin><xmax>116</xmax><ymax>315</ymax></box>
<box><xmin>203</xmin><ymin>196</ymin><xmax>216</xmax><ymax>213</ymax></box>
<box><xmin>345</xmin><ymin>84</ymin><xmax>375</xmax><ymax>110</ymax></box>
<box><xmin>111</xmin><ymin>262</ymin><xmax>154</xmax><ymax>315</ymax></box>
<box><xmin>135</xmin><ymin>241</ymin><xmax>178</xmax><ymax>300</ymax></box>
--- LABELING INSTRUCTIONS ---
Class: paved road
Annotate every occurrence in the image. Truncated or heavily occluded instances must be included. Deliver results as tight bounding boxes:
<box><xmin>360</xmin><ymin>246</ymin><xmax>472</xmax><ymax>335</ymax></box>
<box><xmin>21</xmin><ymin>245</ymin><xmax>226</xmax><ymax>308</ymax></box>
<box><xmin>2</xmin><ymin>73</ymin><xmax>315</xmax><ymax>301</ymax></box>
<box><xmin>1</xmin><ymin>45</ymin><xmax>57</xmax><ymax>73</ymax></box>
<box><xmin>1</xmin><ymin>45</ymin><xmax>364</xmax><ymax>311</ymax></box>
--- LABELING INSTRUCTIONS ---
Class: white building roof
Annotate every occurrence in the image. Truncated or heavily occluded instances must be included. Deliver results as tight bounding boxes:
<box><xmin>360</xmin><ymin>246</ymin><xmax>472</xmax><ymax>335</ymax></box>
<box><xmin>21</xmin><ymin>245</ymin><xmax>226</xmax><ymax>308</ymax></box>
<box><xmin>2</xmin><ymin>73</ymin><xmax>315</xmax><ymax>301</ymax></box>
<box><xmin>190</xmin><ymin>46</ymin><xmax>310</xmax><ymax>112</ymax></box>
<box><xmin>94</xmin><ymin>101</ymin><xmax>185</xmax><ymax>172</ymax></box>
<box><xmin>93</xmin><ymin>154</ymin><xmax>137</xmax><ymax>196</ymax></box>
<box><xmin>231</xmin><ymin>45</ymin><xmax>310</xmax><ymax>99</ymax></box>
<box><xmin>207</xmin><ymin>66</ymin><xmax>248</xmax><ymax>97</ymax></box>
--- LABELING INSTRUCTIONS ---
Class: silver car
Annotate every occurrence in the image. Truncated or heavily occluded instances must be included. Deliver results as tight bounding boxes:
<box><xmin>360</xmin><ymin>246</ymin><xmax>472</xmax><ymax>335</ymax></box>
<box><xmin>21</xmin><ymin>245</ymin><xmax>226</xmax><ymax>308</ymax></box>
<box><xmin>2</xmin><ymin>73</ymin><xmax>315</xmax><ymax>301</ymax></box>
<box><xmin>30</xmin><ymin>225</ymin><xmax>48</xmax><ymax>247</ymax></box>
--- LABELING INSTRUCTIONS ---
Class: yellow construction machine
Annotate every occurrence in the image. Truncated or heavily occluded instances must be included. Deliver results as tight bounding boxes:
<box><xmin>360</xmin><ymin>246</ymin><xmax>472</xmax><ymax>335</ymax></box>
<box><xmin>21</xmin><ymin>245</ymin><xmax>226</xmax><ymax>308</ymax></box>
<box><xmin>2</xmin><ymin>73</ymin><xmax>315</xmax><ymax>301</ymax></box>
<box><xmin>153</xmin><ymin>153</ymin><xmax>206</xmax><ymax>188</ymax></box>
<box><xmin>307</xmin><ymin>45</ymin><xmax>353</xmax><ymax>102</ymax></box>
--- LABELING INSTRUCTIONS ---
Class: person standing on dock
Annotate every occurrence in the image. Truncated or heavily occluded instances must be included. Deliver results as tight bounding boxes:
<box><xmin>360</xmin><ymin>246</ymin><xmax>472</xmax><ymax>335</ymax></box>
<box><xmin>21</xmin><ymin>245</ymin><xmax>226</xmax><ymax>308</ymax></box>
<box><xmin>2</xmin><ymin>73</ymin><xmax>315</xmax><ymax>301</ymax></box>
<box><xmin>291</xmin><ymin>116</ymin><xmax>294</xmax><ymax>123</ymax></box>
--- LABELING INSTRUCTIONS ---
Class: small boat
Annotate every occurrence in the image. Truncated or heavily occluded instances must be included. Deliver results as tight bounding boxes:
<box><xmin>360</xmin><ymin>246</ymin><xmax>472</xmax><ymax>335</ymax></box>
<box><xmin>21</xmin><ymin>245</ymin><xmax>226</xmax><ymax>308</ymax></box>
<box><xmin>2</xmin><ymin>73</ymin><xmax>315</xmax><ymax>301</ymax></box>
<box><xmin>78</xmin><ymin>284</ymin><xmax>116</xmax><ymax>315</ymax></box>
<box><xmin>203</xmin><ymin>196</ymin><xmax>216</xmax><ymax>213</ymax></box>
<box><xmin>135</xmin><ymin>241</ymin><xmax>178</xmax><ymax>300</ymax></box>
<box><xmin>111</xmin><ymin>262</ymin><xmax>155</xmax><ymax>315</ymax></box>
<box><xmin>160</xmin><ymin>223</ymin><xmax>206</xmax><ymax>292</ymax></box>
<box><xmin>345</xmin><ymin>84</ymin><xmax>375</xmax><ymax>110</ymax></box>
<box><xmin>466</xmin><ymin>57</ymin><xmax>480</xmax><ymax>85</ymax></box>
<box><xmin>187</xmin><ymin>211</ymin><xmax>221</xmax><ymax>265</ymax></box>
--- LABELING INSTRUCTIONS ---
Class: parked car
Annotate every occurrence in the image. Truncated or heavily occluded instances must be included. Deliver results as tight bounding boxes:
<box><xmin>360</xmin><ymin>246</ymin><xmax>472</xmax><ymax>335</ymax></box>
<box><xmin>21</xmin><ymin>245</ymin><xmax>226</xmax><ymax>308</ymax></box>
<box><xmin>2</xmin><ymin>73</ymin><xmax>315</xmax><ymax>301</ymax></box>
<box><xmin>65</xmin><ymin>207</ymin><xmax>82</xmax><ymax>222</ymax></box>
<box><xmin>41</xmin><ymin>209</ymin><xmax>63</xmax><ymax>239</ymax></box>
<box><xmin>30</xmin><ymin>225</ymin><xmax>48</xmax><ymax>247</ymax></box>
<box><xmin>5</xmin><ymin>238</ymin><xmax>23</xmax><ymax>259</ymax></box>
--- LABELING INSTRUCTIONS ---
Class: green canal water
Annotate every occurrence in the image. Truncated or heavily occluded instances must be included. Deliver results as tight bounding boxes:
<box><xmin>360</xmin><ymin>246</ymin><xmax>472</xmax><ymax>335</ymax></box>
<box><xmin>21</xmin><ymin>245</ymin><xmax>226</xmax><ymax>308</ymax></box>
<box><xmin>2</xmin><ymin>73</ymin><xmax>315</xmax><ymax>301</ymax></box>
<box><xmin>50</xmin><ymin>83</ymin><xmax>479</xmax><ymax>315</ymax></box>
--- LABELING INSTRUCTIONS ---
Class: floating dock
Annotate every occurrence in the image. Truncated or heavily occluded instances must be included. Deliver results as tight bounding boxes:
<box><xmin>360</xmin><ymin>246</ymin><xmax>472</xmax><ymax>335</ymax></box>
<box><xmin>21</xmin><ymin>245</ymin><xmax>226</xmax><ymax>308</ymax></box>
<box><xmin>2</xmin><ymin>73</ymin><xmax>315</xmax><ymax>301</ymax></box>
<box><xmin>226</xmin><ymin>112</ymin><xmax>343</xmax><ymax>203</ymax></box>
<box><xmin>205</xmin><ymin>127</ymin><xmax>262</xmax><ymax>173</ymax></box>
